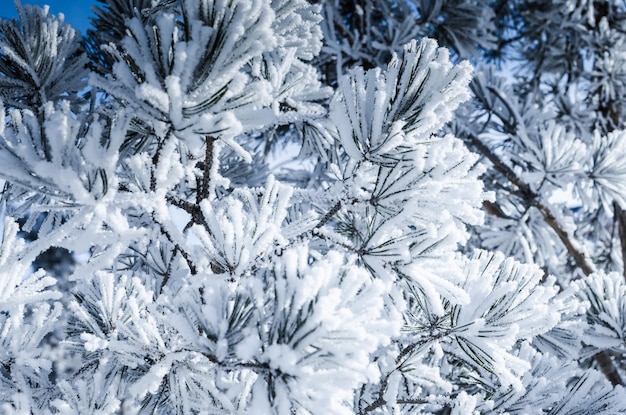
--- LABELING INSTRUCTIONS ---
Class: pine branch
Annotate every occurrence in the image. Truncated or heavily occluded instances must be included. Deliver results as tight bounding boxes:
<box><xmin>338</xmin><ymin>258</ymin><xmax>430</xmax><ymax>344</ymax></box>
<box><xmin>467</xmin><ymin>133</ymin><xmax>596</xmax><ymax>275</ymax></box>
<box><xmin>166</xmin><ymin>195</ymin><xmax>207</xmax><ymax>228</ymax></box>
<box><xmin>534</xmin><ymin>202</ymin><xmax>595</xmax><ymax>276</ymax></box>
<box><xmin>466</xmin><ymin>133</ymin><xmax>626</xmax><ymax>387</ymax></box>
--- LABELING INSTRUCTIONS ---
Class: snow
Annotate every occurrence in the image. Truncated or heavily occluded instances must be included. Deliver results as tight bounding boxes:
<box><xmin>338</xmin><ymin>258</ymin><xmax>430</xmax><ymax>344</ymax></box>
<box><xmin>0</xmin><ymin>1</ymin><xmax>625</xmax><ymax>413</ymax></box>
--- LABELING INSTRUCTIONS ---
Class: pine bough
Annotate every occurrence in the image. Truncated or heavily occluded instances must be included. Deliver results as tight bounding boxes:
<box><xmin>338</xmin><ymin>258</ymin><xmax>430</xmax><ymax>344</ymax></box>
<box><xmin>0</xmin><ymin>0</ymin><xmax>624</xmax><ymax>414</ymax></box>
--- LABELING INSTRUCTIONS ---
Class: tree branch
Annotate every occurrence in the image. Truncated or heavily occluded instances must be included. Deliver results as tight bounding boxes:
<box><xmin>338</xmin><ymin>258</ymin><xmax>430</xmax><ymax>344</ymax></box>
<box><xmin>198</xmin><ymin>136</ymin><xmax>216</xmax><ymax>203</ymax></box>
<box><xmin>166</xmin><ymin>194</ymin><xmax>208</xmax><ymax>228</ymax></box>
<box><xmin>533</xmin><ymin>201</ymin><xmax>595</xmax><ymax>276</ymax></box>
<box><xmin>467</xmin><ymin>133</ymin><xmax>595</xmax><ymax>275</ymax></box>
<box><xmin>466</xmin><ymin>133</ymin><xmax>626</xmax><ymax>386</ymax></box>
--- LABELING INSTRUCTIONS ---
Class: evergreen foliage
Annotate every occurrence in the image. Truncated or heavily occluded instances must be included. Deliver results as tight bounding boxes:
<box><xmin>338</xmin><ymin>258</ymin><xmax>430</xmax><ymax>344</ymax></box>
<box><xmin>0</xmin><ymin>0</ymin><xmax>625</xmax><ymax>413</ymax></box>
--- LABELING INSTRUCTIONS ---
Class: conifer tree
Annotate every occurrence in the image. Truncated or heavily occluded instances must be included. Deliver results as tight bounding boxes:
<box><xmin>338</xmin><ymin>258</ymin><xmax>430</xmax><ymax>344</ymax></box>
<box><xmin>0</xmin><ymin>0</ymin><xmax>625</xmax><ymax>414</ymax></box>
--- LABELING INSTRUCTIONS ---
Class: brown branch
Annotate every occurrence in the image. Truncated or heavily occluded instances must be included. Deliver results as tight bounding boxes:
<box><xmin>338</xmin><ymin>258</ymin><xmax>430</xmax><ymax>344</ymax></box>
<box><xmin>467</xmin><ymin>133</ymin><xmax>595</xmax><ymax>275</ymax></box>
<box><xmin>533</xmin><ymin>201</ymin><xmax>595</xmax><ymax>276</ymax></box>
<box><xmin>166</xmin><ymin>195</ymin><xmax>207</xmax><ymax>228</ymax></box>
<box><xmin>594</xmin><ymin>349</ymin><xmax>624</xmax><ymax>386</ymax></box>
<box><xmin>483</xmin><ymin>200</ymin><xmax>510</xmax><ymax>219</ymax></box>
<box><xmin>467</xmin><ymin>133</ymin><xmax>625</xmax><ymax>386</ymax></box>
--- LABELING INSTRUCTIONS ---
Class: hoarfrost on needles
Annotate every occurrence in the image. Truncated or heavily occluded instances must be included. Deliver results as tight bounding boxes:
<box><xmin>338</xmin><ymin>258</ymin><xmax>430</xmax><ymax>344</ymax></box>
<box><xmin>0</xmin><ymin>0</ymin><xmax>625</xmax><ymax>413</ymax></box>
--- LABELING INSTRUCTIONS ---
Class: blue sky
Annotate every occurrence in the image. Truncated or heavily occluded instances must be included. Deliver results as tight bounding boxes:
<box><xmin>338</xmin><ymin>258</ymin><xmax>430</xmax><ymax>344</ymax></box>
<box><xmin>2</xmin><ymin>1</ymin><xmax>97</xmax><ymax>34</ymax></box>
